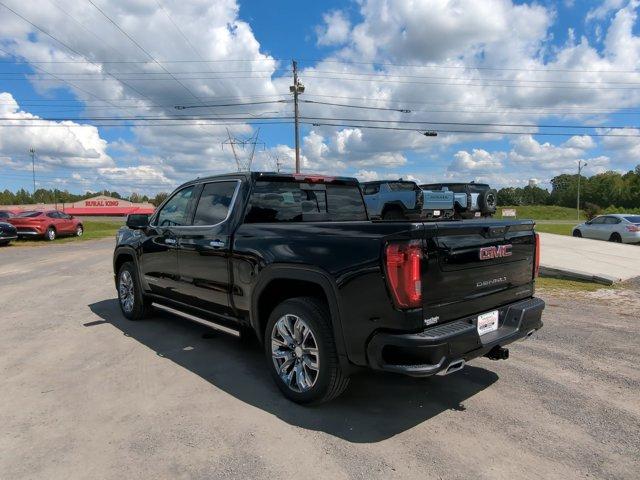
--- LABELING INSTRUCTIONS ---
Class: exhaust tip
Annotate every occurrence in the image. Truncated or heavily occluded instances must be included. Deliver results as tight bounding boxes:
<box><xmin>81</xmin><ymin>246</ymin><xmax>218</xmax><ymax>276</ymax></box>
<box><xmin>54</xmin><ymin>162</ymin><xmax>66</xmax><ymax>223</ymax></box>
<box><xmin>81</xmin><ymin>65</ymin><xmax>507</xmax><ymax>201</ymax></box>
<box><xmin>437</xmin><ymin>359</ymin><xmax>465</xmax><ymax>376</ymax></box>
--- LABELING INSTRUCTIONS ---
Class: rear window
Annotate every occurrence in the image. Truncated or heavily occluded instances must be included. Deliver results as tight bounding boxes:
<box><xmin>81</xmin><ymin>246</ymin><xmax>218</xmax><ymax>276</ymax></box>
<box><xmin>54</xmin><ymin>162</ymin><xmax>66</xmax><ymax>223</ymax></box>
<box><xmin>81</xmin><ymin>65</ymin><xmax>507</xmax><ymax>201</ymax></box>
<box><xmin>623</xmin><ymin>216</ymin><xmax>640</xmax><ymax>223</ymax></box>
<box><xmin>16</xmin><ymin>211</ymin><xmax>42</xmax><ymax>218</ymax></box>
<box><xmin>387</xmin><ymin>182</ymin><xmax>417</xmax><ymax>191</ymax></box>
<box><xmin>245</xmin><ymin>180</ymin><xmax>367</xmax><ymax>223</ymax></box>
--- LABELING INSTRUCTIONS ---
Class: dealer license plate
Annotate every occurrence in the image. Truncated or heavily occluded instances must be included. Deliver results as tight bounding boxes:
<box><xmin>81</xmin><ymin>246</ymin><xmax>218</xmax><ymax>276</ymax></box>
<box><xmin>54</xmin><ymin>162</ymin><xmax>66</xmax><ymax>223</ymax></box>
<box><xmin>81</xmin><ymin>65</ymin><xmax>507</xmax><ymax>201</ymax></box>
<box><xmin>477</xmin><ymin>310</ymin><xmax>499</xmax><ymax>335</ymax></box>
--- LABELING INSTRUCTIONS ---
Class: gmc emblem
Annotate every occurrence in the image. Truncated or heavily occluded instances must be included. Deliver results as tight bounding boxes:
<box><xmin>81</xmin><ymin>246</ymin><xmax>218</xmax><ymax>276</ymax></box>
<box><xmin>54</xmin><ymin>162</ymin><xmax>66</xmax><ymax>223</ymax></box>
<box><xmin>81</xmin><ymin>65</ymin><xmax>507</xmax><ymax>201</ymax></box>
<box><xmin>479</xmin><ymin>244</ymin><xmax>513</xmax><ymax>260</ymax></box>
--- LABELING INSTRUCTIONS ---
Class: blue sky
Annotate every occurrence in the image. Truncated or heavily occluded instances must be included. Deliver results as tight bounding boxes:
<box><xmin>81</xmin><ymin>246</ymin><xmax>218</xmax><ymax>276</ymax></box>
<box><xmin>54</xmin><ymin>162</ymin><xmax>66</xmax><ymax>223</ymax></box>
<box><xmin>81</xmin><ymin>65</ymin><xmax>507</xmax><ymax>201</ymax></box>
<box><xmin>1</xmin><ymin>0</ymin><xmax>640</xmax><ymax>195</ymax></box>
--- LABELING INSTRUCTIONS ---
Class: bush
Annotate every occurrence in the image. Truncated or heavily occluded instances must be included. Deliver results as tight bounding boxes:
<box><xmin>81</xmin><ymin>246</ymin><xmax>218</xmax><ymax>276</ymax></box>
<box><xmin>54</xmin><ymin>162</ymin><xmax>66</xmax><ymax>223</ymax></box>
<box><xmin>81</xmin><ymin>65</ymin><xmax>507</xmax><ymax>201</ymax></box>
<box><xmin>584</xmin><ymin>202</ymin><xmax>602</xmax><ymax>220</ymax></box>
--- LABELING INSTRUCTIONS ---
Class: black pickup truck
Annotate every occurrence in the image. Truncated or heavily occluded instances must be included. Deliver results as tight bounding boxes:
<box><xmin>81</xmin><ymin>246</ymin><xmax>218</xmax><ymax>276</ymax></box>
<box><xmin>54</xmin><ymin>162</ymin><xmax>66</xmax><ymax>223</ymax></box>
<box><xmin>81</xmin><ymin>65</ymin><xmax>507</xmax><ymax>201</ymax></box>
<box><xmin>113</xmin><ymin>172</ymin><xmax>544</xmax><ymax>404</ymax></box>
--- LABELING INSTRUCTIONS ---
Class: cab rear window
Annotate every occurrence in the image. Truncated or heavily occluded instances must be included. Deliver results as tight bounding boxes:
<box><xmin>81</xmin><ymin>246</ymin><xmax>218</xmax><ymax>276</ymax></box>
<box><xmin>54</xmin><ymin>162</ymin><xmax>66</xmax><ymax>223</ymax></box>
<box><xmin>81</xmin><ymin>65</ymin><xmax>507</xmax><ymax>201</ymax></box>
<box><xmin>245</xmin><ymin>180</ymin><xmax>367</xmax><ymax>223</ymax></box>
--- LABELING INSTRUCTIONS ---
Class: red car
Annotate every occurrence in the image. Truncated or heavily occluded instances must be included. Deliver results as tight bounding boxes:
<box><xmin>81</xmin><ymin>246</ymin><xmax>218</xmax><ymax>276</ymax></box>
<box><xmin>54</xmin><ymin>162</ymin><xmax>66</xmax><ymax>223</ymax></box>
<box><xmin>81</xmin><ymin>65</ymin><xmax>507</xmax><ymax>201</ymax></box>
<box><xmin>8</xmin><ymin>210</ymin><xmax>84</xmax><ymax>241</ymax></box>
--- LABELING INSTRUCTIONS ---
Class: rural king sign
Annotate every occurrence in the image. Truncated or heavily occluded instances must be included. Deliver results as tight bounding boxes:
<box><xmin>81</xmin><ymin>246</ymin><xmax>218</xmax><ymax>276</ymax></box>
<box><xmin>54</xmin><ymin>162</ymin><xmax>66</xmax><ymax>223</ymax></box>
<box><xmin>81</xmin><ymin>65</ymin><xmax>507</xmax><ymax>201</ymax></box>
<box><xmin>479</xmin><ymin>244</ymin><xmax>513</xmax><ymax>261</ymax></box>
<box><xmin>85</xmin><ymin>199</ymin><xmax>120</xmax><ymax>207</ymax></box>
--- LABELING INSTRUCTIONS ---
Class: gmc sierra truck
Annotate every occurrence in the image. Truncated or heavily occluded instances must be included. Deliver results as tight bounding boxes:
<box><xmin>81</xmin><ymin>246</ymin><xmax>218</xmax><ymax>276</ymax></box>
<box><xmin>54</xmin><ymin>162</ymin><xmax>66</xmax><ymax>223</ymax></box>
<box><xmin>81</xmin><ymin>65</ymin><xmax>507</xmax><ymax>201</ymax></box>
<box><xmin>113</xmin><ymin>172</ymin><xmax>544</xmax><ymax>404</ymax></box>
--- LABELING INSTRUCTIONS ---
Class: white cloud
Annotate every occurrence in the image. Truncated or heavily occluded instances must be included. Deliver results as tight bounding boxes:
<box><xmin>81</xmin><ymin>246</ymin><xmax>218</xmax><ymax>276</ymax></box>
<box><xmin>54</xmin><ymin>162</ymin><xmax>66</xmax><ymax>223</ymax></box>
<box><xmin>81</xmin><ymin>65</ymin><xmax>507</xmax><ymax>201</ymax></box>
<box><xmin>586</xmin><ymin>0</ymin><xmax>627</xmax><ymax>22</ymax></box>
<box><xmin>316</xmin><ymin>10</ymin><xmax>351</xmax><ymax>46</ymax></box>
<box><xmin>0</xmin><ymin>92</ymin><xmax>113</xmax><ymax>170</ymax></box>
<box><xmin>449</xmin><ymin>149</ymin><xmax>505</xmax><ymax>173</ymax></box>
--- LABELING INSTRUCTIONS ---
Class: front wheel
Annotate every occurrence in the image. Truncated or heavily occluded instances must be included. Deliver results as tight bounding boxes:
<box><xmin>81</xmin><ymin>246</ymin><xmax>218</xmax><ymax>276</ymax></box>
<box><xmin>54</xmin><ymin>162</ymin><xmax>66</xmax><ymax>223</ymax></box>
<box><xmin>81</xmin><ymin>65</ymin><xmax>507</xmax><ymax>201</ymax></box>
<box><xmin>76</xmin><ymin>225</ymin><xmax>84</xmax><ymax>237</ymax></box>
<box><xmin>573</xmin><ymin>229</ymin><xmax>582</xmax><ymax>237</ymax></box>
<box><xmin>45</xmin><ymin>227</ymin><xmax>56</xmax><ymax>241</ymax></box>
<box><xmin>265</xmin><ymin>297</ymin><xmax>349</xmax><ymax>404</ymax></box>
<box><xmin>116</xmin><ymin>262</ymin><xmax>150</xmax><ymax>320</ymax></box>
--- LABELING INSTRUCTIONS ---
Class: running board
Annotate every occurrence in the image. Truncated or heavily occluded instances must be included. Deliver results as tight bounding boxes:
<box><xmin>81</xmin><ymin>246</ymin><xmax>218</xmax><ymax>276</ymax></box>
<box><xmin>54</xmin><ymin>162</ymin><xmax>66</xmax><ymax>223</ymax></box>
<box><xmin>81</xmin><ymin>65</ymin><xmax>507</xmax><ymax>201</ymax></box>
<box><xmin>151</xmin><ymin>303</ymin><xmax>240</xmax><ymax>337</ymax></box>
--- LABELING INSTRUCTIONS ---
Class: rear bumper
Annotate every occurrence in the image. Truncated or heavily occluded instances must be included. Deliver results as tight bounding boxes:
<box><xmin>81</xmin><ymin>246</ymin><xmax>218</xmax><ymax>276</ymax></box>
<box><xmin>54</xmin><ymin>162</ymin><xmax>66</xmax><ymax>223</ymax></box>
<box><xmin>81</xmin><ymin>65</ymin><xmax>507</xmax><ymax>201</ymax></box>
<box><xmin>366</xmin><ymin>297</ymin><xmax>545</xmax><ymax>377</ymax></box>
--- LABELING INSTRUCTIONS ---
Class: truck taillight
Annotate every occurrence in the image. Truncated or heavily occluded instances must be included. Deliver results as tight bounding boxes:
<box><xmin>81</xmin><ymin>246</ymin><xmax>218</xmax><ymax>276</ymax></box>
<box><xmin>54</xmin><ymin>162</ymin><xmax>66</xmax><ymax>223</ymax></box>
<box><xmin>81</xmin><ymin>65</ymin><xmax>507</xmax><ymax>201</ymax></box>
<box><xmin>385</xmin><ymin>241</ymin><xmax>422</xmax><ymax>309</ymax></box>
<box><xmin>534</xmin><ymin>233</ymin><xmax>540</xmax><ymax>278</ymax></box>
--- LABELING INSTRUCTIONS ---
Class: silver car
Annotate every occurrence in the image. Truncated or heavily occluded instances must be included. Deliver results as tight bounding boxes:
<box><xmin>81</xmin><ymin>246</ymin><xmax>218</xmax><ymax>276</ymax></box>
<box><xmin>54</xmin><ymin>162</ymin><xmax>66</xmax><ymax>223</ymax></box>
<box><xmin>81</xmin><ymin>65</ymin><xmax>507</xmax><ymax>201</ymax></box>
<box><xmin>573</xmin><ymin>214</ymin><xmax>640</xmax><ymax>244</ymax></box>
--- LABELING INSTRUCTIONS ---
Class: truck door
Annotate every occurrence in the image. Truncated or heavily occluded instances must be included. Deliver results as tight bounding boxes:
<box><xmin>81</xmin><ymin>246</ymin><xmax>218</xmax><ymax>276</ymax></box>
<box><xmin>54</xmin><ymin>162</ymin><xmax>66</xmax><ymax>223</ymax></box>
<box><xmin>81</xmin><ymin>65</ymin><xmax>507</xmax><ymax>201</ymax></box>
<box><xmin>139</xmin><ymin>185</ymin><xmax>195</xmax><ymax>299</ymax></box>
<box><xmin>175</xmin><ymin>180</ymin><xmax>240</xmax><ymax>317</ymax></box>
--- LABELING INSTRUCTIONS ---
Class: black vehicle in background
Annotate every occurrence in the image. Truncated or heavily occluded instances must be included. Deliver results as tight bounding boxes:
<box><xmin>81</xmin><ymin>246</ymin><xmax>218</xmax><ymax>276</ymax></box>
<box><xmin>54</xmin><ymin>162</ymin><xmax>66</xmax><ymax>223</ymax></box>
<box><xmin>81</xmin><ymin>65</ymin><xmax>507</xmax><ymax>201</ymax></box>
<box><xmin>419</xmin><ymin>182</ymin><xmax>498</xmax><ymax>219</ymax></box>
<box><xmin>0</xmin><ymin>221</ymin><xmax>17</xmax><ymax>246</ymax></box>
<box><xmin>113</xmin><ymin>172</ymin><xmax>544</xmax><ymax>404</ymax></box>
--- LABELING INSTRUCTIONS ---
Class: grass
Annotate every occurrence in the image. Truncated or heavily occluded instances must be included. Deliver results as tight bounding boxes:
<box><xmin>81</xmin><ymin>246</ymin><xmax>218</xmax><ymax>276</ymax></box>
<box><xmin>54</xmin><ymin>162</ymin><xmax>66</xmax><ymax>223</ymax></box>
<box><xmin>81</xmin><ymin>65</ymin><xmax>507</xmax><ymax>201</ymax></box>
<box><xmin>532</xmin><ymin>223</ymin><xmax>575</xmax><ymax>236</ymax></box>
<box><xmin>499</xmin><ymin>205</ymin><xmax>585</xmax><ymax>221</ymax></box>
<box><xmin>12</xmin><ymin>220</ymin><xmax>122</xmax><ymax>246</ymax></box>
<box><xmin>536</xmin><ymin>276</ymin><xmax>614</xmax><ymax>292</ymax></box>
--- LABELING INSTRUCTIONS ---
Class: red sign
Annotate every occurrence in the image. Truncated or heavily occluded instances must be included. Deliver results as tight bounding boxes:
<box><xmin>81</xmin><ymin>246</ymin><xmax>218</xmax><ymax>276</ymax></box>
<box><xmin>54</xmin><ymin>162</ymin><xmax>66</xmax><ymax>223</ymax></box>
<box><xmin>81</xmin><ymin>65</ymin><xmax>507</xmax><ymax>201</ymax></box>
<box><xmin>85</xmin><ymin>200</ymin><xmax>119</xmax><ymax>207</ymax></box>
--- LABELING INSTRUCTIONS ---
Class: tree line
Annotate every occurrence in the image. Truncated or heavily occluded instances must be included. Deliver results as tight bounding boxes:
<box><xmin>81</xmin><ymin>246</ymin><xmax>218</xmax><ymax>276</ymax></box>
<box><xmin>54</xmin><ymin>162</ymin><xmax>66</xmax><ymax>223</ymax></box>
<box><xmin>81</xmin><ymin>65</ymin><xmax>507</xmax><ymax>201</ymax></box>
<box><xmin>0</xmin><ymin>188</ymin><xmax>169</xmax><ymax>207</ymax></box>
<box><xmin>2</xmin><ymin>165</ymin><xmax>639</xmax><ymax>211</ymax></box>
<box><xmin>497</xmin><ymin>165</ymin><xmax>640</xmax><ymax>211</ymax></box>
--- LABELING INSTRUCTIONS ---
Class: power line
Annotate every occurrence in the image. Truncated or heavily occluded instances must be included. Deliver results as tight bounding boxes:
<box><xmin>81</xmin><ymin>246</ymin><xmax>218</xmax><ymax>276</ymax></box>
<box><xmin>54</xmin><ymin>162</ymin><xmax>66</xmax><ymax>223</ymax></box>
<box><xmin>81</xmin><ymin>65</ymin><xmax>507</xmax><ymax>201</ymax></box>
<box><xmin>306</xmin><ymin>122</ymin><xmax>640</xmax><ymax>137</ymax></box>
<box><xmin>0</xmin><ymin>2</ymin><xmax>157</xmax><ymax>105</ymax></box>
<box><xmin>298</xmin><ymin>58</ymin><xmax>640</xmax><ymax>75</ymax></box>
<box><xmin>85</xmin><ymin>0</ymin><xmax>208</xmax><ymax>108</ymax></box>
<box><xmin>301</xmin><ymin>99</ymin><xmax>410</xmax><ymax>113</ymax></box>
<box><xmin>301</xmin><ymin>74</ymin><xmax>640</xmax><ymax>90</ymax></box>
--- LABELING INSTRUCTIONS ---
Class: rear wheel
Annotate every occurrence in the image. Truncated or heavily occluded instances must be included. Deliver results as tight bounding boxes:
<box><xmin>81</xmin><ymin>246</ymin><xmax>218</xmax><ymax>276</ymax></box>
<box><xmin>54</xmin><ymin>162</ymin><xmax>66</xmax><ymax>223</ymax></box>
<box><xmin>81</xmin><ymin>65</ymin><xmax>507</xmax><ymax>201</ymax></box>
<box><xmin>572</xmin><ymin>229</ymin><xmax>582</xmax><ymax>237</ymax></box>
<box><xmin>45</xmin><ymin>227</ymin><xmax>56</xmax><ymax>241</ymax></box>
<box><xmin>609</xmin><ymin>233</ymin><xmax>622</xmax><ymax>243</ymax></box>
<box><xmin>265</xmin><ymin>297</ymin><xmax>349</xmax><ymax>404</ymax></box>
<box><xmin>76</xmin><ymin>225</ymin><xmax>84</xmax><ymax>237</ymax></box>
<box><xmin>116</xmin><ymin>261</ymin><xmax>150</xmax><ymax>320</ymax></box>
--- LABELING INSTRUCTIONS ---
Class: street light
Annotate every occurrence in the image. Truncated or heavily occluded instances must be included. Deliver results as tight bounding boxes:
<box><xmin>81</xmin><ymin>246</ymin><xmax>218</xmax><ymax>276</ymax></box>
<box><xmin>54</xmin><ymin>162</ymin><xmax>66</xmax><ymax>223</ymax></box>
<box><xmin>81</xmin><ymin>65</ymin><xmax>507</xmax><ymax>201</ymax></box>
<box><xmin>577</xmin><ymin>160</ymin><xmax>587</xmax><ymax>220</ymax></box>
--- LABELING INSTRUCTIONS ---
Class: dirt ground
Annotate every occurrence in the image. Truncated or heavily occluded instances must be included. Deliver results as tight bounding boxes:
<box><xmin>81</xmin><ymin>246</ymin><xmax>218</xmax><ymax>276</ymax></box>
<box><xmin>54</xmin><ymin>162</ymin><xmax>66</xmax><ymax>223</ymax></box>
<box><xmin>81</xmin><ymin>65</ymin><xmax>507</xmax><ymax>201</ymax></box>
<box><xmin>1</xmin><ymin>239</ymin><xmax>638</xmax><ymax>479</ymax></box>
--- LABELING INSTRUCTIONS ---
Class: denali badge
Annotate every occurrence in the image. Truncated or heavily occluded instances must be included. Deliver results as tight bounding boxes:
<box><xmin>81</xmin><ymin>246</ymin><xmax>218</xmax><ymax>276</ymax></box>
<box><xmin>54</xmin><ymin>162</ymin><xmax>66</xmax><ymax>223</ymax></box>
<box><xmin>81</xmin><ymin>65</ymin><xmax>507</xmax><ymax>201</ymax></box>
<box><xmin>477</xmin><ymin>276</ymin><xmax>507</xmax><ymax>288</ymax></box>
<box><xmin>479</xmin><ymin>244</ymin><xmax>513</xmax><ymax>260</ymax></box>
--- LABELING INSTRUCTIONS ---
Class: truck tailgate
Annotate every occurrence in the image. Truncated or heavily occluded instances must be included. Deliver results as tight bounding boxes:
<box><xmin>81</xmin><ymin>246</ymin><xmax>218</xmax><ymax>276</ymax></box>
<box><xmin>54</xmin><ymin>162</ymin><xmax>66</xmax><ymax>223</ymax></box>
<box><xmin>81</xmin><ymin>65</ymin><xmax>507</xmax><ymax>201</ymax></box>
<box><xmin>423</xmin><ymin>220</ymin><xmax>536</xmax><ymax>323</ymax></box>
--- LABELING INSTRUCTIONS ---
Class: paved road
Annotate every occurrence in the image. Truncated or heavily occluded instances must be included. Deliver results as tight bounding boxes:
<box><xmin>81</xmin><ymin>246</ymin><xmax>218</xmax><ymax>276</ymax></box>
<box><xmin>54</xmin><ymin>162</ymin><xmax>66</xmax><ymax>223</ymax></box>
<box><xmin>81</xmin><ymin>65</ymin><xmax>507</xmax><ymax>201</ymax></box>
<box><xmin>539</xmin><ymin>232</ymin><xmax>640</xmax><ymax>284</ymax></box>
<box><xmin>1</xmin><ymin>240</ymin><xmax>638</xmax><ymax>479</ymax></box>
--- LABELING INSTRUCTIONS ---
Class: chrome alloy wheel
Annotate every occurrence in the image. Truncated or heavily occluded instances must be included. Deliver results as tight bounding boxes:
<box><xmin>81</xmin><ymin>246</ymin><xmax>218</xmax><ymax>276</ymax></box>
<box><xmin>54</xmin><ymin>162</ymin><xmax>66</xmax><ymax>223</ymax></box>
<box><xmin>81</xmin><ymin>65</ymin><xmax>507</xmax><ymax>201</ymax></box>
<box><xmin>119</xmin><ymin>270</ymin><xmax>135</xmax><ymax>313</ymax></box>
<box><xmin>76</xmin><ymin>225</ymin><xmax>83</xmax><ymax>236</ymax></box>
<box><xmin>271</xmin><ymin>314</ymin><xmax>320</xmax><ymax>393</ymax></box>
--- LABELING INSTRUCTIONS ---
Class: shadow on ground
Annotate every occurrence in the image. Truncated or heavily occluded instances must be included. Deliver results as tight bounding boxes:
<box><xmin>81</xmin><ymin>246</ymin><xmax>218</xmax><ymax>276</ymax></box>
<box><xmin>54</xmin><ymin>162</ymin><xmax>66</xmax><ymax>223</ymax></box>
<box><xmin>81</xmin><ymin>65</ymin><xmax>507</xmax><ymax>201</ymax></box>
<box><xmin>88</xmin><ymin>299</ymin><xmax>498</xmax><ymax>443</ymax></box>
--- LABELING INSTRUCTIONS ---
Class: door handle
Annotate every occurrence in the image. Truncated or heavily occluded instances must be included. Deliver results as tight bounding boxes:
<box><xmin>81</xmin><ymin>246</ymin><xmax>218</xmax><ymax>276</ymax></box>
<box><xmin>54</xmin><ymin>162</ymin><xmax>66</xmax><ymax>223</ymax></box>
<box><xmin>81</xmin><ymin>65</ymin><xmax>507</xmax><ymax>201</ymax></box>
<box><xmin>165</xmin><ymin>238</ymin><xmax>177</xmax><ymax>245</ymax></box>
<box><xmin>209</xmin><ymin>239</ymin><xmax>225</xmax><ymax>248</ymax></box>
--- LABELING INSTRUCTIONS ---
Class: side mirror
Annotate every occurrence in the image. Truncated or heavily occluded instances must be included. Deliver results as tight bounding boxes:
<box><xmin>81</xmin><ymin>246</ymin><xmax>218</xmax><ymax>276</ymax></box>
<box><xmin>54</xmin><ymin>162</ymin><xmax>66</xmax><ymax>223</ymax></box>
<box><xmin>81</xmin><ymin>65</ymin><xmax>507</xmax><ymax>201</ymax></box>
<box><xmin>126</xmin><ymin>214</ymin><xmax>149</xmax><ymax>230</ymax></box>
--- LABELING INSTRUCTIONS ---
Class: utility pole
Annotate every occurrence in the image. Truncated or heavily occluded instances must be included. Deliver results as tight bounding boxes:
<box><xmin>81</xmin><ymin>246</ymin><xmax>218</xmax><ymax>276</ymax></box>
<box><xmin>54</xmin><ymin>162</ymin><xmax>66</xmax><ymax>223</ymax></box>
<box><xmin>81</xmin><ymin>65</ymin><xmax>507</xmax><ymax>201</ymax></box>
<box><xmin>577</xmin><ymin>160</ymin><xmax>587</xmax><ymax>220</ymax></box>
<box><xmin>290</xmin><ymin>60</ymin><xmax>304</xmax><ymax>173</ymax></box>
<box><xmin>29</xmin><ymin>148</ymin><xmax>36</xmax><ymax>196</ymax></box>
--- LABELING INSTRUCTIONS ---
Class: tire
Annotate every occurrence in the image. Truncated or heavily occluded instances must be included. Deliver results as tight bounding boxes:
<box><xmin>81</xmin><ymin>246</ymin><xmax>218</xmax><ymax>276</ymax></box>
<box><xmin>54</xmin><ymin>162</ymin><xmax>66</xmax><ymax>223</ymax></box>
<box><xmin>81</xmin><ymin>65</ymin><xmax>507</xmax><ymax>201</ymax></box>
<box><xmin>479</xmin><ymin>189</ymin><xmax>498</xmax><ymax>214</ymax></box>
<box><xmin>45</xmin><ymin>227</ymin><xmax>56</xmax><ymax>241</ymax></box>
<box><xmin>0</xmin><ymin>240</ymin><xmax>9</xmax><ymax>246</ymax></box>
<box><xmin>76</xmin><ymin>224</ymin><xmax>84</xmax><ymax>237</ymax></box>
<box><xmin>382</xmin><ymin>208</ymin><xmax>405</xmax><ymax>220</ymax></box>
<box><xmin>265</xmin><ymin>297</ymin><xmax>350</xmax><ymax>404</ymax></box>
<box><xmin>609</xmin><ymin>233</ymin><xmax>622</xmax><ymax>243</ymax></box>
<box><xmin>573</xmin><ymin>229</ymin><xmax>582</xmax><ymax>237</ymax></box>
<box><xmin>116</xmin><ymin>261</ymin><xmax>150</xmax><ymax>320</ymax></box>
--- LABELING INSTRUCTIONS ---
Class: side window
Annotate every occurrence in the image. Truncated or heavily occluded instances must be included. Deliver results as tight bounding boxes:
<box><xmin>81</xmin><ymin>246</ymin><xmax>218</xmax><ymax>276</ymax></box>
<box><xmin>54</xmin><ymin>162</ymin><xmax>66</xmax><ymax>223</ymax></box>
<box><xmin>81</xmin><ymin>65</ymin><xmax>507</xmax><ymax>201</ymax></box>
<box><xmin>604</xmin><ymin>216</ymin><xmax>620</xmax><ymax>225</ymax></box>
<box><xmin>591</xmin><ymin>216</ymin><xmax>606</xmax><ymax>224</ymax></box>
<box><xmin>47</xmin><ymin>212</ymin><xmax>58</xmax><ymax>219</ymax></box>
<box><xmin>363</xmin><ymin>184</ymin><xmax>379</xmax><ymax>195</ymax></box>
<box><xmin>155</xmin><ymin>186</ymin><xmax>194</xmax><ymax>227</ymax></box>
<box><xmin>192</xmin><ymin>181</ymin><xmax>238</xmax><ymax>226</ymax></box>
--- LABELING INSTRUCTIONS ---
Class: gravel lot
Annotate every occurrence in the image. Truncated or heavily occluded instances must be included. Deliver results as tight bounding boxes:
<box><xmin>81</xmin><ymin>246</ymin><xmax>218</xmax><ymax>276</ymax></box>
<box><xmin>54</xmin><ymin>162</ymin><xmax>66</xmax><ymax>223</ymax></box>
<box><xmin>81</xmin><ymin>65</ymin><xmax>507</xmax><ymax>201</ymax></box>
<box><xmin>1</xmin><ymin>239</ymin><xmax>638</xmax><ymax>480</ymax></box>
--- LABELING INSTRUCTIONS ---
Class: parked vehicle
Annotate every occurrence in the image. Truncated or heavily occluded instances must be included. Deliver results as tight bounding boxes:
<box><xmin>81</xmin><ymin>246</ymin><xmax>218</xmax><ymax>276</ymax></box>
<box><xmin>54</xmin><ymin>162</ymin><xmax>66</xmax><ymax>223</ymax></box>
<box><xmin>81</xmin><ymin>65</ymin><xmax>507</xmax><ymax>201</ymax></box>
<box><xmin>362</xmin><ymin>180</ymin><xmax>455</xmax><ymax>220</ymax></box>
<box><xmin>419</xmin><ymin>182</ymin><xmax>498</xmax><ymax>219</ymax></box>
<box><xmin>0</xmin><ymin>221</ymin><xmax>17</xmax><ymax>246</ymax></box>
<box><xmin>8</xmin><ymin>210</ymin><xmax>84</xmax><ymax>241</ymax></box>
<box><xmin>113</xmin><ymin>172</ymin><xmax>544</xmax><ymax>404</ymax></box>
<box><xmin>573</xmin><ymin>214</ymin><xmax>640</xmax><ymax>244</ymax></box>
